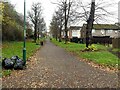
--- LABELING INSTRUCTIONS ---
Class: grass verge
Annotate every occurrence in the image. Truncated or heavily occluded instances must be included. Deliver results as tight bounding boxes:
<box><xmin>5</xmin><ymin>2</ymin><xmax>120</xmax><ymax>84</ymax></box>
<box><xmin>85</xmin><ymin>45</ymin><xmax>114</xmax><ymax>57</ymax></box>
<box><xmin>112</xmin><ymin>48</ymin><xmax>120</xmax><ymax>52</ymax></box>
<box><xmin>1</xmin><ymin>40</ymin><xmax>42</xmax><ymax>77</ymax></box>
<box><xmin>2</xmin><ymin>41</ymin><xmax>40</xmax><ymax>59</ymax></box>
<box><xmin>51</xmin><ymin>38</ymin><xmax>119</xmax><ymax>69</ymax></box>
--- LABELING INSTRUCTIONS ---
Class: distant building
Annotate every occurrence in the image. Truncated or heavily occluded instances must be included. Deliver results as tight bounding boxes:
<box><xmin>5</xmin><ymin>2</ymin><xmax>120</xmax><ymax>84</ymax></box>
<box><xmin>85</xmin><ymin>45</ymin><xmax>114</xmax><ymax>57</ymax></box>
<box><xmin>69</xmin><ymin>26</ymin><xmax>82</xmax><ymax>38</ymax></box>
<box><xmin>81</xmin><ymin>24</ymin><xmax>120</xmax><ymax>39</ymax></box>
<box><xmin>61</xmin><ymin>26</ymin><xmax>82</xmax><ymax>39</ymax></box>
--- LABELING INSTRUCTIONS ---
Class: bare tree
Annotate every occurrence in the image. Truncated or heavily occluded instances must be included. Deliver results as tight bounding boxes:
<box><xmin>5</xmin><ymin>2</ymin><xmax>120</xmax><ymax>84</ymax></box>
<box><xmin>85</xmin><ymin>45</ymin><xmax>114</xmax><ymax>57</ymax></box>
<box><xmin>74</xmin><ymin>0</ymin><xmax>116</xmax><ymax>47</ymax></box>
<box><xmin>75</xmin><ymin>0</ymin><xmax>116</xmax><ymax>23</ymax></box>
<box><xmin>51</xmin><ymin>0</ymin><xmax>116</xmax><ymax>45</ymax></box>
<box><xmin>49</xmin><ymin>15</ymin><xmax>59</xmax><ymax>40</ymax></box>
<box><xmin>37</xmin><ymin>18</ymin><xmax>46</xmax><ymax>39</ymax></box>
<box><xmin>55</xmin><ymin>8</ymin><xmax>64</xmax><ymax>42</ymax></box>
<box><xmin>52</xmin><ymin>0</ymin><xmax>77</xmax><ymax>43</ymax></box>
<box><xmin>28</xmin><ymin>2</ymin><xmax>43</xmax><ymax>43</ymax></box>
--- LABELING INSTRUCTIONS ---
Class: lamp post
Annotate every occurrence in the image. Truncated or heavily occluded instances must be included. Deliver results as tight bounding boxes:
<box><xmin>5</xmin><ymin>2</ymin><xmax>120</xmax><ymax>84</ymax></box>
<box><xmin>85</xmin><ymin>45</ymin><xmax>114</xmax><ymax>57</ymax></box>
<box><xmin>23</xmin><ymin>0</ymin><xmax>26</xmax><ymax>65</ymax></box>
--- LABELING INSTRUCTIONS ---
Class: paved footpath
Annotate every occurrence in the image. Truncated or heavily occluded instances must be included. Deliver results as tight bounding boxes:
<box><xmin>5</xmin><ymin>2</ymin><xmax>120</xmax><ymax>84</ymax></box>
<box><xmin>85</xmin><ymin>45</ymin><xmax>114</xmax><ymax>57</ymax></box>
<box><xmin>2</xmin><ymin>40</ymin><xmax>118</xmax><ymax>88</ymax></box>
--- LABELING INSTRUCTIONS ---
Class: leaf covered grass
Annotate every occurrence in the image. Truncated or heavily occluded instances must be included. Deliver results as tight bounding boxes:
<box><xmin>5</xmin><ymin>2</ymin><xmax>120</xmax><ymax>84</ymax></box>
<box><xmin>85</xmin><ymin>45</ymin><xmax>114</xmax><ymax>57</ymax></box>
<box><xmin>51</xmin><ymin>38</ymin><xmax>119</xmax><ymax>69</ymax></box>
<box><xmin>2</xmin><ymin>41</ymin><xmax>40</xmax><ymax>59</ymax></box>
<box><xmin>1</xmin><ymin>40</ymin><xmax>41</xmax><ymax>77</ymax></box>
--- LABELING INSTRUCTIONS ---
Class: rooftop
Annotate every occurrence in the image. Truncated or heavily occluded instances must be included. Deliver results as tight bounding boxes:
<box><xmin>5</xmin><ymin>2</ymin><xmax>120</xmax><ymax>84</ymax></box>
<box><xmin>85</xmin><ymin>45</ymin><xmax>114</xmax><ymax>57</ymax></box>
<box><xmin>83</xmin><ymin>24</ymin><xmax>120</xmax><ymax>30</ymax></box>
<box><xmin>69</xmin><ymin>26</ymin><xmax>82</xmax><ymax>30</ymax></box>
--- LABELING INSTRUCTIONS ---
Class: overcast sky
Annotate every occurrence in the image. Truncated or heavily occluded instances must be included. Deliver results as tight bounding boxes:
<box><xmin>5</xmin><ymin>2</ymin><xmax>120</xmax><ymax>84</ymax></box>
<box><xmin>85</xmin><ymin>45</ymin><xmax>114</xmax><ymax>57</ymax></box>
<box><xmin>9</xmin><ymin>0</ymin><xmax>120</xmax><ymax>30</ymax></box>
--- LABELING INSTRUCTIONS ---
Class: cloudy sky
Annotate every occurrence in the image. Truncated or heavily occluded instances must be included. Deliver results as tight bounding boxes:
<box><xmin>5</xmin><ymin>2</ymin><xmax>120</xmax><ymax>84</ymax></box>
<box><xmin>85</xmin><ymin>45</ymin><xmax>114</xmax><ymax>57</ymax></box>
<box><xmin>9</xmin><ymin>0</ymin><xmax>58</xmax><ymax>30</ymax></box>
<box><xmin>9</xmin><ymin>0</ymin><xmax>120</xmax><ymax>30</ymax></box>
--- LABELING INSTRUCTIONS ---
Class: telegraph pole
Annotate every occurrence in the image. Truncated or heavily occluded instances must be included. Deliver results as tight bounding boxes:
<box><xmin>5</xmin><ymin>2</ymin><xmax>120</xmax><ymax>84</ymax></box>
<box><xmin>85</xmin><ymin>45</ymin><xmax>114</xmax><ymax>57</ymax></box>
<box><xmin>86</xmin><ymin>0</ymin><xmax>95</xmax><ymax>47</ymax></box>
<box><xmin>23</xmin><ymin>0</ymin><xmax>26</xmax><ymax>65</ymax></box>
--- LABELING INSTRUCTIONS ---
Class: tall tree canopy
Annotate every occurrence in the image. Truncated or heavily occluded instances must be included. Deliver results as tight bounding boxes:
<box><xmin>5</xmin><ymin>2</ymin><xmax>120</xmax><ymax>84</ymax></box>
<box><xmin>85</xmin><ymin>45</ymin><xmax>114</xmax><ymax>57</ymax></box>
<box><xmin>2</xmin><ymin>2</ymin><xmax>23</xmax><ymax>41</ymax></box>
<box><xmin>51</xmin><ymin>0</ymin><xmax>77</xmax><ymax>43</ymax></box>
<box><xmin>2</xmin><ymin>1</ymin><xmax>32</xmax><ymax>41</ymax></box>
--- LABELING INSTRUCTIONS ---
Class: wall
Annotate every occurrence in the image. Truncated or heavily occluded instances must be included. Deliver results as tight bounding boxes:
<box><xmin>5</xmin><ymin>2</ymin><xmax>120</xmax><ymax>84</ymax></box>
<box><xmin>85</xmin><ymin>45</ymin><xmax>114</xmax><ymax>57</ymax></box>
<box><xmin>92</xmin><ymin>30</ymin><xmax>120</xmax><ymax>38</ymax></box>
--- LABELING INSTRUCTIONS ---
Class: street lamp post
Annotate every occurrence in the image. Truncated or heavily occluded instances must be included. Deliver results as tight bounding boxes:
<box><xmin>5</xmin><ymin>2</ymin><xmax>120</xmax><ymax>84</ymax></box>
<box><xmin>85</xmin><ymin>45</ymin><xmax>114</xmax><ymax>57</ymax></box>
<box><xmin>23</xmin><ymin>0</ymin><xmax>26</xmax><ymax>65</ymax></box>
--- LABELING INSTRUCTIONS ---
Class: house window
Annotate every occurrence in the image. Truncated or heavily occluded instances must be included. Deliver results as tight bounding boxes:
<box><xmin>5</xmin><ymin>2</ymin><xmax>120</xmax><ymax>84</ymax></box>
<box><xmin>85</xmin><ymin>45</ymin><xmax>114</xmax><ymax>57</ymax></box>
<box><xmin>72</xmin><ymin>31</ymin><xmax>77</xmax><ymax>36</ymax></box>
<box><xmin>115</xmin><ymin>31</ymin><xmax>118</xmax><ymax>34</ymax></box>
<box><xmin>101</xmin><ymin>30</ymin><xmax>105</xmax><ymax>35</ymax></box>
<box><xmin>108</xmin><ymin>30</ymin><xmax>113</xmax><ymax>33</ymax></box>
<box><xmin>92</xmin><ymin>29</ymin><xmax>95</xmax><ymax>33</ymax></box>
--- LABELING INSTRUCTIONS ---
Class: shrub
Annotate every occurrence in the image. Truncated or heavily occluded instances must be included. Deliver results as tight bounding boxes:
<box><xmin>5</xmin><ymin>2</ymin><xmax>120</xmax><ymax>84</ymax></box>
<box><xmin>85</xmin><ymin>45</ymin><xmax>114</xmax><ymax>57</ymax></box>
<box><xmin>82</xmin><ymin>44</ymin><xmax>98</xmax><ymax>52</ymax></box>
<box><xmin>2</xmin><ymin>2</ymin><xmax>24</xmax><ymax>41</ymax></box>
<box><xmin>2</xmin><ymin>70</ymin><xmax>11</xmax><ymax>77</ymax></box>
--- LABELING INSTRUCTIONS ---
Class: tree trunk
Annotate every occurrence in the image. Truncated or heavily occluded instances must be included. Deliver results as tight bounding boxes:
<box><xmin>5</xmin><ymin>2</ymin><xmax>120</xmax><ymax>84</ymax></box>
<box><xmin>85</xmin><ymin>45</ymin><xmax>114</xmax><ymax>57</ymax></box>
<box><xmin>65</xmin><ymin>30</ymin><xmax>68</xmax><ymax>44</ymax></box>
<box><xmin>56</xmin><ymin>35</ymin><xmax>58</xmax><ymax>41</ymax></box>
<box><xmin>59</xmin><ymin>27</ymin><xmax>62</xmax><ymax>42</ymax></box>
<box><xmin>64</xmin><ymin>1</ymin><xmax>68</xmax><ymax>44</ymax></box>
<box><xmin>34</xmin><ymin>24</ymin><xmax>37</xmax><ymax>43</ymax></box>
<box><xmin>86</xmin><ymin>28</ymin><xmax>89</xmax><ymax>48</ymax></box>
<box><xmin>86</xmin><ymin>1</ymin><xmax>95</xmax><ymax>48</ymax></box>
<box><xmin>37</xmin><ymin>29</ymin><xmax>40</xmax><ymax>40</ymax></box>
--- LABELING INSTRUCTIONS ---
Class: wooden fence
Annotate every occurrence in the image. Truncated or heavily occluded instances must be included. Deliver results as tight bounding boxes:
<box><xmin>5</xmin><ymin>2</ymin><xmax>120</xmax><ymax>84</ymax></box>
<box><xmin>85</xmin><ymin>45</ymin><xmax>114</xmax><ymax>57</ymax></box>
<box><xmin>91</xmin><ymin>36</ymin><xmax>112</xmax><ymax>45</ymax></box>
<box><xmin>112</xmin><ymin>38</ymin><xmax>120</xmax><ymax>48</ymax></box>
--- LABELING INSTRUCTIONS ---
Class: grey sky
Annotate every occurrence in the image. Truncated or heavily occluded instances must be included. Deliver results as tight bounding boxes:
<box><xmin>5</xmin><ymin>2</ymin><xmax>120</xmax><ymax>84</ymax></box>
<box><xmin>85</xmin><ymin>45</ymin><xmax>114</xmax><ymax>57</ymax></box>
<box><xmin>10</xmin><ymin>0</ymin><xmax>58</xmax><ymax>30</ymax></box>
<box><xmin>9</xmin><ymin>0</ymin><xmax>119</xmax><ymax>29</ymax></box>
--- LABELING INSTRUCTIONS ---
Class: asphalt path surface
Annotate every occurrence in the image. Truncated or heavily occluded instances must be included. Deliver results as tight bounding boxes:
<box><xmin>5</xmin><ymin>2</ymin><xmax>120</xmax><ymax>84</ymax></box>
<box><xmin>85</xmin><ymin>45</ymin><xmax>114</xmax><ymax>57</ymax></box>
<box><xmin>2</xmin><ymin>40</ymin><xmax>118</xmax><ymax>88</ymax></box>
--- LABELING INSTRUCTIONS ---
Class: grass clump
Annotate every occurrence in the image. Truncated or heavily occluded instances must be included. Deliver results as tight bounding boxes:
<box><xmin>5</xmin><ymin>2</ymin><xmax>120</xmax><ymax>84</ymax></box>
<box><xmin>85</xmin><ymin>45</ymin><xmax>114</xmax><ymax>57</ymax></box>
<box><xmin>2</xmin><ymin>70</ymin><xmax>11</xmax><ymax>77</ymax></box>
<box><xmin>82</xmin><ymin>44</ymin><xmax>98</xmax><ymax>52</ymax></box>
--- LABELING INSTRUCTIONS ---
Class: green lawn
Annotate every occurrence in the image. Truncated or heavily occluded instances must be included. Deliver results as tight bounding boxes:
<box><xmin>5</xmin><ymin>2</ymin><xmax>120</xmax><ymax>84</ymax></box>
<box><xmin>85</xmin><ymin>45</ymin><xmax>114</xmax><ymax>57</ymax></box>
<box><xmin>51</xmin><ymin>39</ymin><xmax>119</xmax><ymax>69</ymax></box>
<box><xmin>112</xmin><ymin>48</ymin><xmax>120</xmax><ymax>52</ymax></box>
<box><xmin>1</xmin><ymin>40</ymin><xmax>41</xmax><ymax>77</ymax></box>
<box><xmin>2</xmin><ymin>41</ymin><xmax>40</xmax><ymax>59</ymax></box>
